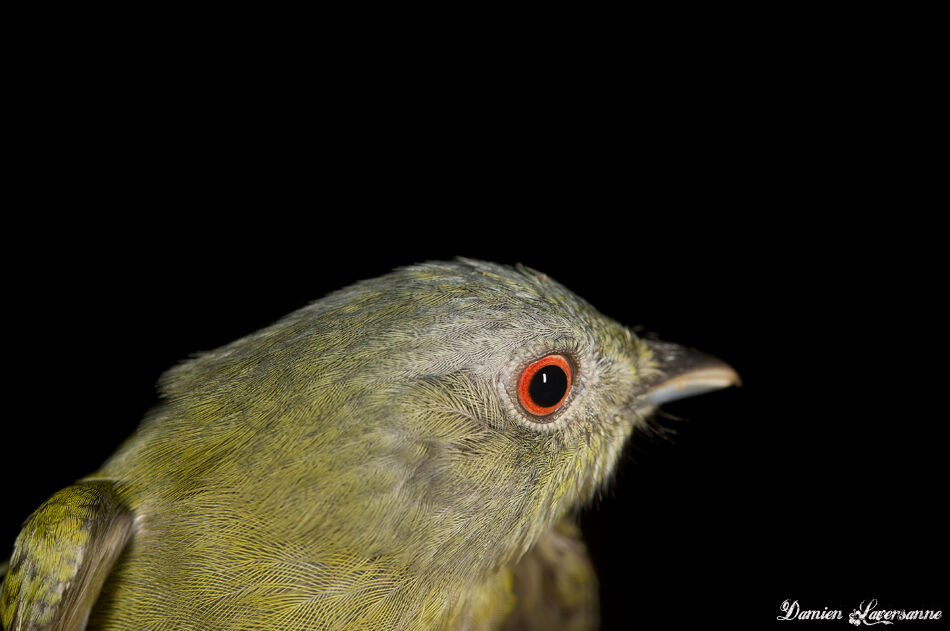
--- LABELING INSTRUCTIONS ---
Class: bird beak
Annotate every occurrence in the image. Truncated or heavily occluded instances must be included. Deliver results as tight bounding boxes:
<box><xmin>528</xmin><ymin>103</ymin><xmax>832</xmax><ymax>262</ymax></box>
<box><xmin>640</xmin><ymin>339</ymin><xmax>741</xmax><ymax>407</ymax></box>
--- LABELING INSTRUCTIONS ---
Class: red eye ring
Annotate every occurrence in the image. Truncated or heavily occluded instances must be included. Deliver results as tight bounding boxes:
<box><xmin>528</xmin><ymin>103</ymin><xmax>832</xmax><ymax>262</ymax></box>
<box><xmin>517</xmin><ymin>354</ymin><xmax>573</xmax><ymax>417</ymax></box>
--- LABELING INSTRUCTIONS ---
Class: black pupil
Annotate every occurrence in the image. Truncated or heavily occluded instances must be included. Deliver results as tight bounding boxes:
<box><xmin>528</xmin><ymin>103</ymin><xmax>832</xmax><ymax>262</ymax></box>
<box><xmin>528</xmin><ymin>365</ymin><xmax>568</xmax><ymax>408</ymax></box>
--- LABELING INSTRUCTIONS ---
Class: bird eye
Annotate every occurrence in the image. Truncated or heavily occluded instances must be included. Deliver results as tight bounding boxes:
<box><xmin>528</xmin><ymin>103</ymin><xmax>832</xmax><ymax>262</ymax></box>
<box><xmin>517</xmin><ymin>354</ymin><xmax>572</xmax><ymax>418</ymax></box>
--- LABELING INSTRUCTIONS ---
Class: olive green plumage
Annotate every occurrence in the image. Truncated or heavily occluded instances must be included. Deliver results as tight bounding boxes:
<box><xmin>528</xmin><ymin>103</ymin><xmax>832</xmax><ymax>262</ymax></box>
<box><xmin>1</xmin><ymin>259</ymin><xmax>734</xmax><ymax>630</ymax></box>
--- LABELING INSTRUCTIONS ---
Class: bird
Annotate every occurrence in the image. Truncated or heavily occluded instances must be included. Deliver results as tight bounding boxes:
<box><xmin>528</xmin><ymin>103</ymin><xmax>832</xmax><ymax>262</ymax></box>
<box><xmin>1</xmin><ymin>258</ymin><xmax>739</xmax><ymax>630</ymax></box>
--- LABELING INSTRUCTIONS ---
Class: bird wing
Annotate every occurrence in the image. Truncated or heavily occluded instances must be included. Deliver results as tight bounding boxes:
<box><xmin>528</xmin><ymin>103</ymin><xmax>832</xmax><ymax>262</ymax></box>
<box><xmin>0</xmin><ymin>481</ymin><xmax>133</xmax><ymax>631</ymax></box>
<box><xmin>498</xmin><ymin>519</ymin><xmax>599</xmax><ymax>631</ymax></box>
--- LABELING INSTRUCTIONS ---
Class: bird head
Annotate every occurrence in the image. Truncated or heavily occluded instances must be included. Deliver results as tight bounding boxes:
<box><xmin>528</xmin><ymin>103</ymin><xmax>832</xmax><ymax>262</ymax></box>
<box><xmin>143</xmin><ymin>258</ymin><xmax>738</xmax><ymax>584</ymax></box>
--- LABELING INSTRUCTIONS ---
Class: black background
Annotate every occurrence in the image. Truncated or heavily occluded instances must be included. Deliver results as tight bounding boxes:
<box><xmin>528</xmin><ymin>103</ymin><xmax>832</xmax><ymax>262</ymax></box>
<box><xmin>3</xmin><ymin>23</ymin><xmax>945</xmax><ymax>631</ymax></box>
